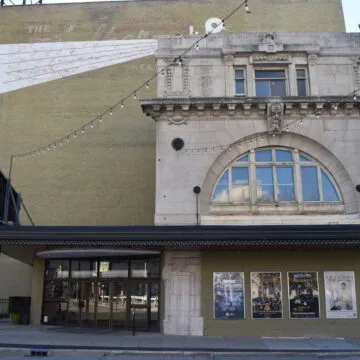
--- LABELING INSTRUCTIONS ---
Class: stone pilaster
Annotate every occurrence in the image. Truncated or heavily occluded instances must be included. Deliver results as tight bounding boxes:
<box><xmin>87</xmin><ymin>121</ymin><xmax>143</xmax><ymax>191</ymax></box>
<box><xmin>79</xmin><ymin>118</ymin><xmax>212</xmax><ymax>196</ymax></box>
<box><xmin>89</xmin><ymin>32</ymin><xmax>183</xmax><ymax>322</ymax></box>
<box><xmin>162</xmin><ymin>251</ymin><xmax>203</xmax><ymax>336</ymax></box>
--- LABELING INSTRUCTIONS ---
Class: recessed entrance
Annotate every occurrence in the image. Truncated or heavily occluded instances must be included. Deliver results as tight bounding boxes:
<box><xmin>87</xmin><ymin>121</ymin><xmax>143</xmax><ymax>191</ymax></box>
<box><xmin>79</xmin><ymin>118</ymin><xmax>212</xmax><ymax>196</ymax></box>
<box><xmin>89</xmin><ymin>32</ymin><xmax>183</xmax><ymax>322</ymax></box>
<box><xmin>41</xmin><ymin>256</ymin><xmax>160</xmax><ymax>331</ymax></box>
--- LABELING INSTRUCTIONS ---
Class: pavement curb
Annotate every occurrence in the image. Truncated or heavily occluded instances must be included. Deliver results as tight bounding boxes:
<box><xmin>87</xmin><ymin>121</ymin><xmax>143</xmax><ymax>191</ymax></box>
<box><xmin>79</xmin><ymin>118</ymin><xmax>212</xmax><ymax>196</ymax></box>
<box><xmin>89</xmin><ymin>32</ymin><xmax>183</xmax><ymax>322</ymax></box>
<box><xmin>2</xmin><ymin>346</ymin><xmax>360</xmax><ymax>357</ymax></box>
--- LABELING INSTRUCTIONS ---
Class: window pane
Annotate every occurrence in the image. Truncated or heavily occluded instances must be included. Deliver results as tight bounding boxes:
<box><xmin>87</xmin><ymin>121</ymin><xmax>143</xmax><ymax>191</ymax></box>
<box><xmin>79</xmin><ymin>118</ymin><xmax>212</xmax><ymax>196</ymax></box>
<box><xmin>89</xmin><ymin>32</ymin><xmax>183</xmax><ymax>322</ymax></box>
<box><xmin>256</xmin><ymin>167</ymin><xmax>274</xmax><ymax>202</ymax></box>
<box><xmin>276</xmin><ymin>167</ymin><xmax>295</xmax><ymax>201</ymax></box>
<box><xmin>321</xmin><ymin>170</ymin><xmax>340</xmax><ymax>201</ymax></box>
<box><xmin>212</xmin><ymin>170</ymin><xmax>229</xmax><ymax>202</ymax></box>
<box><xmin>255</xmin><ymin>149</ymin><xmax>272</xmax><ymax>162</ymax></box>
<box><xmin>297</xmin><ymin>79</ymin><xmax>307</xmax><ymax>96</ymax></box>
<box><xmin>231</xmin><ymin>167</ymin><xmax>250</xmax><ymax>202</ymax></box>
<box><xmin>256</xmin><ymin>80</ymin><xmax>270</xmax><ymax>96</ymax></box>
<box><xmin>100</xmin><ymin>260</ymin><xmax>128</xmax><ymax>278</ymax></box>
<box><xmin>255</xmin><ymin>70</ymin><xmax>285</xmax><ymax>79</ymax></box>
<box><xmin>235</xmin><ymin>70</ymin><xmax>244</xmax><ymax>78</ymax></box>
<box><xmin>301</xmin><ymin>166</ymin><xmax>320</xmax><ymax>201</ymax></box>
<box><xmin>300</xmin><ymin>154</ymin><xmax>311</xmax><ymax>162</ymax></box>
<box><xmin>71</xmin><ymin>260</ymin><xmax>97</xmax><ymax>278</ymax></box>
<box><xmin>270</xmin><ymin>80</ymin><xmax>286</xmax><ymax>96</ymax></box>
<box><xmin>275</xmin><ymin>149</ymin><xmax>292</xmax><ymax>162</ymax></box>
<box><xmin>296</xmin><ymin>69</ymin><xmax>306</xmax><ymax>77</ymax></box>
<box><xmin>237</xmin><ymin>154</ymin><xmax>249</xmax><ymax>162</ymax></box>
<box><xmin>236</xmin><ymin>80</ymin><xmax>245</xmax><ymax>94</ymax></box>
<box><xmin>45</xmin><ymin>260</ymin><xmax>70</xmax><ymax>279</ymax></box>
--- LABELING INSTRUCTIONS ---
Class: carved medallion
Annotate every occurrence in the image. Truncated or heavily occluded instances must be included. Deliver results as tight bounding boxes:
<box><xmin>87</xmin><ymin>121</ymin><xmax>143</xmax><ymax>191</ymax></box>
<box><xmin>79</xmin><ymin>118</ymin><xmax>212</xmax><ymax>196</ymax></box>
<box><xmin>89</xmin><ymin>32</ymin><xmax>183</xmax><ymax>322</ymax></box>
<box><xmin>267</xmin><ymin>102</ymin><xmax>284</xmax><ymax>135</ymax></box>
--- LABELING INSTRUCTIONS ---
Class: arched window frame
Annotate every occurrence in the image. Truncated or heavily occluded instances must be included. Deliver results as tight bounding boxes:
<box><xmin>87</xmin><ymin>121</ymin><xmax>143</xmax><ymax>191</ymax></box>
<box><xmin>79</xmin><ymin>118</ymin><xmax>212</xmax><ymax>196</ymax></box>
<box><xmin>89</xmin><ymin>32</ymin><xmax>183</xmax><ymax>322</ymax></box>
<box><xmin>211</xmin><ymin>147</ymin><xmax>343</xmax><ymax>214</ymax></box>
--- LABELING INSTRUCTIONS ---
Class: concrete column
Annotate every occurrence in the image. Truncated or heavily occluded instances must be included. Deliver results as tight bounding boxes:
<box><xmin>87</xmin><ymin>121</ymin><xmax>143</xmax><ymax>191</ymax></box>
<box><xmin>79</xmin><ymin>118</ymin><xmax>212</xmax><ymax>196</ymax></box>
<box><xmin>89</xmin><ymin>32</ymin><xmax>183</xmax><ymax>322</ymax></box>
<box><xmin>162</xmin><ymin>251</ymin><xmax>203</xmax><ymax>336</ymax></box>
<box><xmin>30</xmin><ymin>257</ymin><xmax>45</xmax><ymax>325</ymax></box>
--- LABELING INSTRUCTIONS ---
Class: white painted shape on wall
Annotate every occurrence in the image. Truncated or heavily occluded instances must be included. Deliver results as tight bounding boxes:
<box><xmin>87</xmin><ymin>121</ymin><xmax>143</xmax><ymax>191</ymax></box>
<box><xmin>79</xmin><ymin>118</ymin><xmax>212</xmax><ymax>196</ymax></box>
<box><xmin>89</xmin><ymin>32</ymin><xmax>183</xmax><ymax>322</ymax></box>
<box><xmin>0</xmin><ymin>39</ymin><xmax>158</xmax><ymax>94</ymax></box>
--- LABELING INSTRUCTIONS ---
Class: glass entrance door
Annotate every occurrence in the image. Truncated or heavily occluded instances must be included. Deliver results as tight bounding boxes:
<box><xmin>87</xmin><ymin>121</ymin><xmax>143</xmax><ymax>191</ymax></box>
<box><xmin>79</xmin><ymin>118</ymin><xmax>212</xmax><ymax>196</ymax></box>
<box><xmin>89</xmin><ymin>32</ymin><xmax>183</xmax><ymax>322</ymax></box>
<box><xmin>130</xmin><ymin>281</ymin><xmax>150</xmax><ymax>330</ymax></box>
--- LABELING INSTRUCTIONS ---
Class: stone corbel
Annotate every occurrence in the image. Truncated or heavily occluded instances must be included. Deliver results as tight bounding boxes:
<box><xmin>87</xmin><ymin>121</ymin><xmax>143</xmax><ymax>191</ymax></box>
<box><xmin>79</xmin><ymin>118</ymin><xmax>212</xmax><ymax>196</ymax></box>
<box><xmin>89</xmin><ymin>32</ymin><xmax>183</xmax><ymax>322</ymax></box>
<box><xmin>227</xmin><ymin>103</ymin><xmax>236</xmax><ymax>116</ymax></box>
<box><xmin>330</xmin><ymin>103</ymin><xmax>339</xmax><ymax>115</ymax></box>
<box><xmin>315</xmin><ymin>103</ymin><xmax>324</xmax><ymax>116</ymax></box>
<box><xmin>345</xmin><ymin>103</ymin><xmax>355</xmax><ymax>115</ymax></box>
<box><xmin>300</xmin><ymin>103</ymin><xmax>309</xmax><ymax>115</ymax></box>
<box><xmin>285</xmin><ymin>103</ymin><xmax>293</xmax><ymax>116</ymax></box>
<box><xmin>257</xmin><ymin>103</ymin><xmax>267</xmax><ymax>115</ymax></box>
<box><xmin>243</xmin><ymin>104</ymin><xmax>252</xmax><ymax>116</ymax></box>
<box><xmin>212</xmin><ymin>104</ymin><xmax>221</xmax><ymax>111</ymax></box>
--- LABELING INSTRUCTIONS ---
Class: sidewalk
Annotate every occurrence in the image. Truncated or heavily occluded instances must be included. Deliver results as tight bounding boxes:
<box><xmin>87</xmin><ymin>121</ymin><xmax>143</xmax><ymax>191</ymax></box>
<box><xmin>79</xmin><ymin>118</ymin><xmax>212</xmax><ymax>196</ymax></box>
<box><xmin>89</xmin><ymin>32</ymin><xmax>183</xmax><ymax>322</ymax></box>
<box><xmin>1</xmin><ymin>324</ymin><xmax>360</xmax><ymax>355</ymax></box>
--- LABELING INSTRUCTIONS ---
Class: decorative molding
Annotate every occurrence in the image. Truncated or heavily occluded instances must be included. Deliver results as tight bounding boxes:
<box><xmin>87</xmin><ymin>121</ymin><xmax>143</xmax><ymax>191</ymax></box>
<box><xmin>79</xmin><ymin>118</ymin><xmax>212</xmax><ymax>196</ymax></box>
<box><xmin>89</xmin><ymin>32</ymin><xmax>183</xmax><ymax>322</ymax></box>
<box><xmin>250</xmin><ymin>54</ymin><xmax>291</xmax><ymax>64</ymax></box>
<box><xmin>308</xmin><ymin>54</ymin><xmax>318</xmax><ymax>67</ymax></box>
<box><xmin>258</xmin><ymin>32</ymin><xmax>284</xmax><ymax>53</ymax></box>
<box><xmin>163</xmin><ymin>58</ymin><xmax>191</xmax><ymax>98</ymax></box>
<box><xmin>353</xmin><ymin>56</ymin><xmax>360</xmax><ymax>95</ymax></box>
<box><xmin>267</xmin><ymin>102</ymin><xmax>284</xmax><ymax>135</ymax></box>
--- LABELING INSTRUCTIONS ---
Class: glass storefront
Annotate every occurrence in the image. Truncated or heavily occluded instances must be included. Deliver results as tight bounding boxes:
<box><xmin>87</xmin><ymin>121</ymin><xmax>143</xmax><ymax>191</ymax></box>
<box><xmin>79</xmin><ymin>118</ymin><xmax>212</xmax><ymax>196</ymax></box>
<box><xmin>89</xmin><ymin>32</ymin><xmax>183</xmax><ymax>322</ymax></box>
<box><xmin>42</xmin><ymin>256</ymin><xmax>160</xmax><ymax>331</ymax></box>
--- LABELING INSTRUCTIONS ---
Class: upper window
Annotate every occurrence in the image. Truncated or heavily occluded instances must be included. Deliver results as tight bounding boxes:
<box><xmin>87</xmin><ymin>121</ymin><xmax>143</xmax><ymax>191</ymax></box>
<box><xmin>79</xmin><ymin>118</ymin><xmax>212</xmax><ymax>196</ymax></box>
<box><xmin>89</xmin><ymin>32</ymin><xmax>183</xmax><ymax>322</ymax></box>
<box><xmin>255</xmin><ymin>70</ymin><xmax>286</xmax><ymax>96</ymax></box>
<box><xmin>212</xmin><ymin>148</ymin><xmax>341</xmax><ymax>206</ymax></box>
<box><xmin>296</xmin><ymin>69</ymin><xmax>307</xmax><ymax>96</ymax></box>
<box><xmin>235</xmin><ymin>69</ymin><xmax>246</xmax><ymax>95</ymax></box>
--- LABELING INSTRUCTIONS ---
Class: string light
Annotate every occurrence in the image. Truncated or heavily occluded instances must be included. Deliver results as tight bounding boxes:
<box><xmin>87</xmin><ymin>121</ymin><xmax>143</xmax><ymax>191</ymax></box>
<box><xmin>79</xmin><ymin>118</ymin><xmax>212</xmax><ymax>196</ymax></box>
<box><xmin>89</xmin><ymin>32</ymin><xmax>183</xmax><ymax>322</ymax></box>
<box><xmin>9</xmin><ymin>0</ymin><xmax>251</xmax><ymax>162</ymax></box>
<box><xmin>90</xmin><ymin>122</ymin><xmax>94</xmax><ymax>129</ymax></box>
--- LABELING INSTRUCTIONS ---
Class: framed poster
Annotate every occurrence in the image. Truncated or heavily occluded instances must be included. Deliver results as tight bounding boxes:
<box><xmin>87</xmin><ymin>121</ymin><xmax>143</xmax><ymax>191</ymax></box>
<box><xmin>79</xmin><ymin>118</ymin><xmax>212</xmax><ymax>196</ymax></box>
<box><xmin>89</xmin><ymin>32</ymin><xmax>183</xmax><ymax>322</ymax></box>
<box><xmin>288</xmin><ymin>272</ymin><xmax>320</xmax><ymax>319</ymax></box>
<box><xmin>324</xmin><ymin>271</ymin><xmax>357</xmax><ymax>319</ymax></box>
<box><xmin>251</xmin><ymin>272</ymin><xmax>282</xmax><ymax>319</ymax></box>
<box><xmin>213</xmin><ymin>272</ymin><xmax>245</xmax><ymax>320</ymax></box>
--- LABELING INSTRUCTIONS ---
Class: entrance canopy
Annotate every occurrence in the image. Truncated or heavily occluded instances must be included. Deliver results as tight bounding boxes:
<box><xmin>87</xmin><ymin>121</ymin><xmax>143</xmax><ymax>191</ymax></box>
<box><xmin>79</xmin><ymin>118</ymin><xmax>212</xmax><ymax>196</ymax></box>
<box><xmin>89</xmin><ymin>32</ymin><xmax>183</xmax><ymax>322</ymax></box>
<box><xmin>1</xmin><ymin>225</ymin><xmax>360</xmax><ymax>249</ymax></box>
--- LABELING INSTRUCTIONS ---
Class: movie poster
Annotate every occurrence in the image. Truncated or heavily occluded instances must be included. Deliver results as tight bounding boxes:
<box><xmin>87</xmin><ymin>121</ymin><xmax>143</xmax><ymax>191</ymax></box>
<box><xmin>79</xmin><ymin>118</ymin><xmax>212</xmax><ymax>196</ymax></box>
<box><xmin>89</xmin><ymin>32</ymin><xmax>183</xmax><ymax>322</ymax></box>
<box><xmin>324</xmin><ymin>271</ymin><xmax>357</xmax><ymax>319</ymax></box>
<box><xmin>213</xmin><ymin>272</ymin><xmax>245</xmax><ymax>320</ymax></box>
<box><xmin>251</xmin><ymin>272</ymin><xmax>282</xmax><ymax>318</ymax></box>
<box><xmin>288</xmin><ymin>272</ymin><xmax>320</xmax><ymax>319</ymax></box>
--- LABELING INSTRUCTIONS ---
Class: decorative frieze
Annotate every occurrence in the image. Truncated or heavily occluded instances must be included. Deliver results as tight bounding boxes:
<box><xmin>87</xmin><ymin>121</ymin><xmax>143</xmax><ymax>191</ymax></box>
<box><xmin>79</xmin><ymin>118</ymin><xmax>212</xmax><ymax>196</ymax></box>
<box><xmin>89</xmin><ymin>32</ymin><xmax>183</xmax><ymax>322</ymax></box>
<box><xmin>141</xmin><ymin>97</ymin><xmax>360</xmax><ymax>121</ymax></box>
<box><xmin>250</xmin><ymin>54</ymin><xmax>291</xmax><ymax>64</ymax></box>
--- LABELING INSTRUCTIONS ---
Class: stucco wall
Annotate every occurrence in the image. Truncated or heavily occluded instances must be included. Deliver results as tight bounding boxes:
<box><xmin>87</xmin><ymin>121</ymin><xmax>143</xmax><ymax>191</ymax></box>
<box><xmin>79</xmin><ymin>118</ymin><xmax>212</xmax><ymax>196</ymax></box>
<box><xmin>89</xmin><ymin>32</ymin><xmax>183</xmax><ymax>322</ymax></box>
<box><xmin>0</xmin><ymin>254</ymin><xmax>32</xmax><ymax>298</ymax></box>
<box><xmin>202</xmin><ymin>250</ymin><xmax>360</xmax><ymax>338</ymax></box>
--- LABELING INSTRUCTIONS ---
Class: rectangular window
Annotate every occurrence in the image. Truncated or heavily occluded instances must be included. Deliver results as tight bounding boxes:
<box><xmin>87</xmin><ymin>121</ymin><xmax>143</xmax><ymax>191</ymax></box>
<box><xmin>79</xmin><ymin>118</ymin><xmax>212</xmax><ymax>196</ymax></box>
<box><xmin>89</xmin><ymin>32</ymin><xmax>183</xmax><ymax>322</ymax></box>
<box><xmin>296</xmin><ymin>69</ymin><xmax>307</xmax><ymax>96</ymax></box>
<box><xmin>276</xmin><ymin>167</ymin><xmax>295</xmax><ymax>201</ymax></box>
<box><xmin>255</xmin><ymin>70</ymin><xmax>286</xmax><ymax>96</ymax></box>
<box><xmin>301</xmin><ymin>166</ymin><xmax>320</xmax><ymax>201</ymax></box>
<box><xmin>256</xmin><ymin>167</ymin><xmax>274</xmax><ymax>202</ymax></box>
<box><xmin>235</xmin><ymin>69</ymin><xmax>245</xmax><ymax>95</ymax></box>
<box><xmin>231</xmin><ymin>167</ymin><xmax>250</xmax><ymax>202</ymax></box>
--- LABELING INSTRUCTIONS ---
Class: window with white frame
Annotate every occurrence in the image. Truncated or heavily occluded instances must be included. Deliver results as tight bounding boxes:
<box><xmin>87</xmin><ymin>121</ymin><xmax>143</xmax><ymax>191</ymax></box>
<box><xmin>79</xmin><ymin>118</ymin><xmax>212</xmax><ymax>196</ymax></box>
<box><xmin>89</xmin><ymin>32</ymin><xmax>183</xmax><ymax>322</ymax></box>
<box><xmin>235</xmin><ymin>69</ymin><xmax>246</xmax><ymax>95</ymax></box>
<box><xmin>296</xmin><ymin>68</ymin><xmax>308</xmax><ymax>96</ymax></box>
<box><xmin>255</xmin><ymin>69</ymin><xmax>287</xmax><ymax>96</ymax></box>
<box><xmin>211</xmin><ymin>148</ymin><xmax>341</xmax><ymax>205</ymax></box>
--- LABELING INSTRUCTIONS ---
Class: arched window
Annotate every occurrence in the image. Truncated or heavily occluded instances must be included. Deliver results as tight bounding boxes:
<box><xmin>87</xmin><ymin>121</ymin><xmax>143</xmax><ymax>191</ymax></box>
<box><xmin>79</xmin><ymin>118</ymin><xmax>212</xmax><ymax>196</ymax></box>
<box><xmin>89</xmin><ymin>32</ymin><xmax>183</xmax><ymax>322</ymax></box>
<box><xmin>211</xmin><ymin>148</ymin><xmax>342</xmax><ymax>213</ymax></box>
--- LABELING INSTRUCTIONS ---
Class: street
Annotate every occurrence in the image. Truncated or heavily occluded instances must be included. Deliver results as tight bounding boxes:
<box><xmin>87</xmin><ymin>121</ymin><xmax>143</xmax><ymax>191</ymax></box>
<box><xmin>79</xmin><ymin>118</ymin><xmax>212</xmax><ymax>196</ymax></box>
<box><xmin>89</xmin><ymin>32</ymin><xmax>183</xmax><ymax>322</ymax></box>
<box><xmin>2</xmin><ymin>352</ymin><xmax>360</xmax><ymax>360</ymax></box>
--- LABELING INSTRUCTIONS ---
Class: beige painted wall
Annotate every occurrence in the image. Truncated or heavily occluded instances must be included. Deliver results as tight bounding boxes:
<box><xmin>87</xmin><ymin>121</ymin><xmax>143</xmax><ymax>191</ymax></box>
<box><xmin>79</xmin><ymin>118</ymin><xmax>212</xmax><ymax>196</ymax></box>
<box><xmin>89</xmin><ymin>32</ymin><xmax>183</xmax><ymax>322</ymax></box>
<box><xmin>202</xmin><ymin>250</ymin><xmax>360</xmax><ymax>337</ymax></box>
<box><xmin>0</xmin><ymin>254</ymin><xmax>32</xmax><ymax>298</ymax></box>
<box><xmin>0</xmin><ymin>0</ymin><xmax>345</xmax><ymax>227</ymax></box>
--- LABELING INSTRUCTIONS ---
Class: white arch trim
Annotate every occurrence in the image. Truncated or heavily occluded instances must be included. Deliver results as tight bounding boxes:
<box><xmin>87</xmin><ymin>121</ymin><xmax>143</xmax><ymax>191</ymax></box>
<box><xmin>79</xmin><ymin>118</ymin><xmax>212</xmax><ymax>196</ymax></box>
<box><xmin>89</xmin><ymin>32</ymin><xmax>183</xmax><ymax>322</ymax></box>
<box><xmin>0</xmin><ymin>39</ymin><xmax>158</xmax><ymax>94</ymax></box>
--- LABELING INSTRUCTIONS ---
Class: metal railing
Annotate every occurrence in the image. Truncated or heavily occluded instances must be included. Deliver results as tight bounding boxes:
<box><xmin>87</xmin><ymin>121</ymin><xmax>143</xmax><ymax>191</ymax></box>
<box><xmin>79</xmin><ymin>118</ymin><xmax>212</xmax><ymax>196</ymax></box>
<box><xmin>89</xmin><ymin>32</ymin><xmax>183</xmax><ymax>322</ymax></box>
<box><xmin>0</xmin><ymin>298</ymin><xmax>10</xmax><ymax>323</ymax></box>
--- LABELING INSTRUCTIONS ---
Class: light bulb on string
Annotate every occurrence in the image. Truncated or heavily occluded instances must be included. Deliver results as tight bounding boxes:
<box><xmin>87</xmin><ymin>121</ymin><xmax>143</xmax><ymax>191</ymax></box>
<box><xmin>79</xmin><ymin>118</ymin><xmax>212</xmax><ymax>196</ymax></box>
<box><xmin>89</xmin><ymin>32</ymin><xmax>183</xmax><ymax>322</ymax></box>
<box><xmin>300</xmin><ymin>119</ymin><xmax>304</xmax><ymax>126</ymax></box>
<box><xmin>161</xmin><ymin>70</ymin><xmax>165</xmax><ymax>77</ymax></box>
<box><xmin>60</xmin><ymin>140</ymin><xmax>64</xmax><ymax>146</ymax></box>
<box><xmin>53</xmin><ymin>143</ymin><xmax>57</xmax><ymax>149</ymax></box>
<box><xmin>74</xmin><ymin>132</ymin><xmax>77</xmax><ymax>138</ymax></box>
<box><xmin>133</xmin><ymin>93</ymin><xmax>137</xmax><ymax>100</ymax></box>
<box><xmin>146</xmin><ymin>82</ymin><xmax>150</xmax><ymax>89</ymax></box>
<box><xmin>66</xmin><ymin>137</ymin><xmax>70</xmax><ymax>142</ymax></box>
<box><xmin>121</xmin><ymin>101</ymin><xmax>124</xmax><ymax>108</ymax></box>
<box><xmin>229</xmin><ymin>146</ymin><xmax>233</xmax><ymax>152</ymax></box>
<box><xmin>42</xmin><ymin>148</ymin><xmax>46</xmax><ymax>153</ymax></box>
<box><xmin>90</xmin><ymin>122</ymin><xmax>94</xmax><ymax>129</ymax></box>
<box><xmin>354</xmin><ymin>95</ymin><xmax>357</xmax><ymax>101</ymax></box>
<box><xmin>245</xmin><ymin>2</ymin><xmax>250</xmax><ymax>13</ymax></box>
<box><xmin>109</xmin><ymin>109</ymin><xmax>113</xmax><ymax>116</ymax></box>
<box><xmin>47</xmin><ymin>146</ymin><xmax>51</xmax><ymax>151</ymax></box>
<box><xmin>286</xmin><ymin>126</ymin><xmax>289</xmax><ymax>132</ymax></box>
<box><xmin>99</xmin><ymin>116</ymin><xmax>103</xmax><ymax>124</ymax></box>
<box><xmin>195</xmin><ymin>43</ymin><xmax>200</xmax><ymax>51</ymax></box>
<box><xmin>222</xmin><ymin>20</ymin><xmax>225</xmax><ymax>31</ymax></box>
<box><xmin>81</xmin><ymin>128</ymin><xmax>85</xmax><ymax>134</ymax></box>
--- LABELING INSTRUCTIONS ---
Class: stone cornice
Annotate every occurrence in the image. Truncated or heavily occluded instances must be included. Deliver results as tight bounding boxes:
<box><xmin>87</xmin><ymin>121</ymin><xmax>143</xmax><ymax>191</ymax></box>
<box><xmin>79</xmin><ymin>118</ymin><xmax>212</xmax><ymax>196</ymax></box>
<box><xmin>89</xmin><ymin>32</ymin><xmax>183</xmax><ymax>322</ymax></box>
<box><xmin>141</xmin><ymin>96</ymin><xmax>360</xmax><ymax>120</ymax></box>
